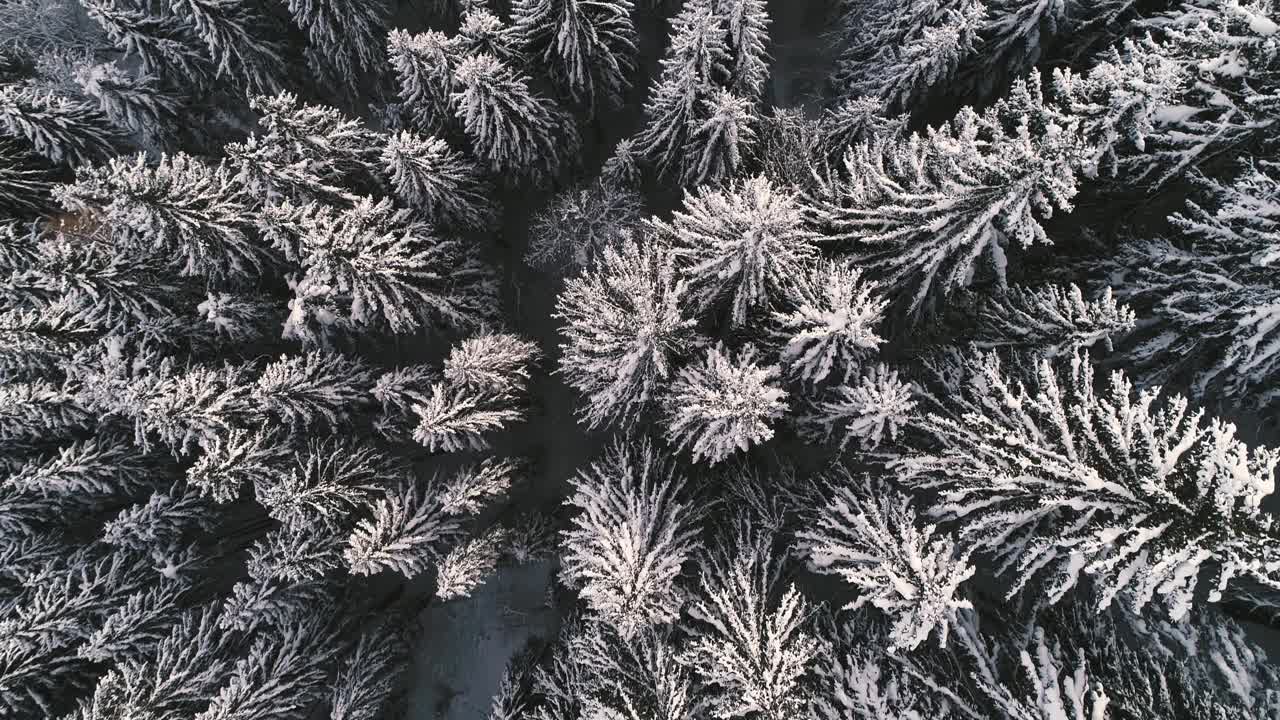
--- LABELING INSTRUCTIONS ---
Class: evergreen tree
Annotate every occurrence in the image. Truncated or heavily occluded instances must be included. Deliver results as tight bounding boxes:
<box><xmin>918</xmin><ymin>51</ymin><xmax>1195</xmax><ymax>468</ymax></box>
<box><xmin>680</xmin><ymin>526</ymin><xmax>821</xmax><ymax>720</ymax></box>
<box><xmin>526</xmin><ymin>181</ymin><xmax>644</xmax><ymax>272</ymax></box>
<box><xmin>55</xmin><ymin>152</ymin><xmax>270</xmax><ymax>281</ymax></box>
<box><xmin>226</xmin><ymin>92</ymin><xmax>382</xmax><ymax>203</ymax></box>
<box><xmin>633</xmin><ymin>0</ymin><xmax>730</xmax><ymax>180</ymax></box>
<box><xmin>898</xmin><ymin>348</ymin><xmax>1280</xmax><ymax>619</ymax></box>
<box><xmin>381</xmin><ymin>130</ymin><xmax>497</xmax><ymax>232</ymax></box>
<box><xmin>555</xmin><ymin>238</ymin><xmax>697</xmax><ymax>430</ymax></box>
<box><xmin>80</xmin><ymin>0</ymin><xmax>212</xmax><ymax>84</ymax></box>
<box><xmin>450</xmin><ymin>53</ymin><xmax>580</xmax><ymax>182</ymax></box>
<box><xmin>511</xmin><ymin>0</ymin><xmax>638</xmax><ymax>112</ymax></box>
<box><xmin>0</xmin><ymin>138</ymin><xmax>55</xmax><ymax>214</ymax></box>
<box><xmin>798</xmin><ymin>470</ymin><xmax>974</xmax><ymax>652</ymax></box>
<box><xmin>972</xmin><ymin>283</ymin><xmax>1135</xmax><ymax>356</ymax></box>
<box><xmin>685</xmin><ymin>88</ymin><xmax>756</xmax><ymax>187</ymax></box>
<box><xmin>327</xmin><ymin>622</ymin><xmax>406</xmax><ymax>720</ymax></box>
<box><xmin>167</xmin><ymin>0</ymin><xmax>285</xmax><ymax>95</ymax></box>
<box><xmin>811</xmin><ymin>74</ymin><xmax>1081</xmax><ymax>317</ymax></box>
<box><xmin>387</xmin><ymin>29</ymin><xmax>459</xmax><ymax>134</ymax></box>
<box><xmin>830</xmin><ymin>0</ymin><xmax>985</xmax><ymax>112</ymax></box>
<box><xmin>773</xmin><ymin>259</ymin><xmax>887</xmax><ymax>384</ymax></box>
<box><xmin>560</xmin><ymin>438</ymin><xmax>701</xmax><ymax>638</ymax></box>
<box><xmin>662</xmin><ymin>343</ymin><xmax>787</xmax><ymax>465</ymax></box>
<box><xmin>345</xmin><ymin>459</ymin><xmax>517</xmax><ymax>577</ymax></box>
<box><xmin>434</xmin><ymin>526</ymin><xmax>506</xmax><ymax>600</ymax></box>
<box><xmin>251</xmin><ymin>351</ymin><xmax>373</xmax><ymax>430</ymax></box>
<box><xmin>1092</xmin><ymin>162</ymin><xmax>1280</xmax><ymax>413</ymax></box>
<box><xmin>0</xmin><ymin>84</ymin><xmax>118</xmax><ymax>165</ymax></box>
<box><xmin>72</xmin><ymin>61</ymin><xmax>182</xmax><ymax>145</ymax></box>
<box><xmin>801</xmin><ymin>363</ymin><xmax>916</xmax><ymax>451</ymax></box>
<box><xmin>653</xmin><ymin>174</ymin><xmax>818</xmax><ymax>327</ymax></box>
<box><xmin>194</xmin><ymin>607</ymin><xmax>341</xmax><ymax>720</ymax></box>
<box><xmin>283</xmin><ymin>0</ymin><xmax>387</xmax><ymax>96</ymax></box>
<box><xmin>1118</xmin><ymin>0</ymin><xmax>1280</xmax><ymax>186</ymax></box>
<box><xmin>284</xmin><ymin>197</ymin><xmax>499</xmax><ymax>343</ymax></box>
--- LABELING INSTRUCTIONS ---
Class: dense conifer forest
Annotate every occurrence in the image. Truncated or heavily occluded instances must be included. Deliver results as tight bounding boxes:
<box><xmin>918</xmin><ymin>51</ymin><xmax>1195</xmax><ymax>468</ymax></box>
<box><xmin>0</xmin><ymin>0</ymin><xmax>1279</xmax><ymax>718</ymax></box>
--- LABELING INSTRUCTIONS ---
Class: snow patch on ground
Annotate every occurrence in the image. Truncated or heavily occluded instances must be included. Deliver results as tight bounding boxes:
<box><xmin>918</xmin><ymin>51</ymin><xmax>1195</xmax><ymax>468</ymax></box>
<box><xmin>404</xmin><ymin>560</ymin><xmax>557</xmax><ymax>720</ymax></box>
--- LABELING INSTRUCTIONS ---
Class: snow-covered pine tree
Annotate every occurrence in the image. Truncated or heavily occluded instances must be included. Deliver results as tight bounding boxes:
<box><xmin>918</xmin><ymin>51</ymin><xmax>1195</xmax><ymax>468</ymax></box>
<box><xmin>526</xmin><ymin>181</ymin><xmax>644</xmax><ymax>271</ymax></box>
<box><xmin>76</xmin><ymin>581</ymin><xmax>186</xmax><ymax>664</ymax></box>
<box><xmin>910</xmin><ymin>617</ymin><xmax>1112</xmax><ymax>720</ymax></box>
<box><xmin>818</xmin><ymin>95</ymin><xmax>905</xmax><ymax>163</ymax></box>
<box><xmin>342</xmin><ymin>476</ymin><xmax>461</xmax><ymax>578</ymax></box>
<box><xmin>111</xmin><ymin>359</ymin><xmax>253</xmax><ymax>454</ymax></box>
<box><xmin>2</xmin><ymin>229</ymin><xmax>195</xmax><ymax>335</ymax></box>
<box><xmin>54</xmin><ymin>152</ymin><xmax>271</xmax><ymax>281</ymax></box>
<box><xmin>1117</xmin><ymin>0</ymin><xmax>1280</xmax><ymax>186</ymax></box>
<box><xmin>0</xmin><ymin>138</ymin><xmax>55</xmax><ymax>214</ymax></box>
<box><xmin>434</xmin><ymin>526</ymin><xmax>506</xmax><ymax>600</ymax></box>
<box><xmin>554</xmin><ymin>237</ymin><xmax>697</xmax><ymax>430</ymax></box>
<box><xmin>186</xmin><ymin>427</ymin><xmax>288</xmax><ymax>503</ymax></box>
<box><xmin>798</xmin><ymin>470</ymin><xmax>974</xmax><ymax>652</ymax></box>
<box><xmin>772</xmin><ymin>259</ymin><xmax>887</xmax><ymax>384</ymax></box>
<box><xmin>63</xmin><ymin>602</ymin><xmax>233</xmax><ymax>719</ymax></box>
<box><xmin>327</xmin><ymin>621</ymin><xmax>406</xmax><ymax>720</ymax></box>
<box><xmin>652</xmin><ymin>174</ymin><xmax>818</xmax><ymax>327</ymax></box>
<box><xmin>0</xmin><ymin>84</ymin><xmax>118</xmax><ymax>165</ymax></box>
<box><xmin>226</xmin><ymin>92</ymin><xmax>382</xmax><ymax>203</ymax></box>
<box><xmin>662</xmin><ymin>343</ymin><xmax>787</xmax><ymax>465</ymax></box>
<box><xmin>283</xmin><ymin>0</ymin><xmax>387</xmax><ymax>97</ymax></box>
<box><xmin>455</xmin><ymin>8</ymin><xmax>521</xmax><ymax>65</ymax></box>
<box><xmin>79</xmin><ymin>0</ymin><xmax>212</xmax><ymax>84</ymax></box>
<box><xmin>810</xmin><ymin>616</ymin><xmax>946</xmax><ymax>720</ymax></box>
<box><xmin>408</xmin><ymin>382</ymin><xmax>526</xmax><ymax>452</ymax></box>
<box><xmin>443</xmin><ymin>332</ymin><xmax>540</xmax><ymax>396</ymax></box>
<box><xmin>811</xmin><ymin>72</ymin><xmax>1081</xmax><ymax>317</ymax></box>
<box><xmin>390</xmin><ymin>334</ymin><xmax>535</xmax><ymax>452</ymax></box>
<box><xmin>680</xmin><ymin>525</ymin><xmax>821</xmax><ymax>720</ymax></box>
<box><xmin>387</xmin><ymin>28</ymin><xmax>459</xmax><ymax>135</ymax></box>
<box><xmin>102</xmin><ymin>485</ymin><xmax>212</xmax><ymax>553</ymax></box>
<box><xmin>963</xmin><ymin>0</ymin><xmax>1069</xmax><ymax>99</ymax></box>
<box><xmin>254</xmin><ymin>436</ymin><xmax>390</xmax><ymax>529</ymax></box>
<box><xmin>1050</xmin><ymin>37</ymin><xmax>1182</xmax><ymax>181</ymax></box>
<box><xmin>196</xmin><ymin>292</ymin><xmax>280</xmax><ymax>344</ymax></box>
<box><xmin>897</xmin><ymin>347</ymin><xmax>1280</xmax><ymax>620</ymax></box>
<box><xmin>972</xmin><ymin>283</ymin><xmax>1135</xmax><ymax>357</ymax></box>
<box><xmin>1092</xmin><ymin>162</ymin><xmax>1280</xmax><ymax>413</ymax></box>
<box><xmin>1043</xmin><ymin>598</ymin><xmax>1280</xmax><ymax>717</ymax></box>
<box><xmin>685</xmin><ymin>88</ymin><xmax>756</xmax><ymax>187</ymax></box>
<box><xmin>0</xmin><ymin>548</ymin><xmax>170</xmax><ymax>717</ymax></box>
<box><xmin>381</xmin><ymin>130</ymin><xmax>497</xmax><ymax>232</ymax></box>
<box><xmin>72</xmin><ymin>61</ymin><xmax>182</xmax><ymax>145</ymax></box>
<box><xmin>251</xmin><ymin>351</ymin><xmax>374</xmax><ymax>431</ymax></box>
<box><xmin>0</xmin><ymin>379</ymin><xmax>92</xmax><ymax>449</ymax></box>
<box><xmin>344</xmin><ymin>459</ymin><xmax>517</xmax><ymax>577</ymax></box>
<box><xmin>800</xmin><ymin>363</ymin><xmax>916</xmax><ymax>451</ymax></box>
<box><xmin>567</xmin><ymin>621</ymin><xmax>704</xmax><ymax>720</ymax></box>
<box><xmin>599</xmin><ymin>137</ymin><xmax>641</xmax><ymax>188</ymax></box>
<box><xmin>717</xmin><ymin>0</ymin><xmax>770</xmax><ymax>98</ymax></box>
<box><xmin>510</xmin><ymin>0</ymin><xmax>638</xmax><ymax>112</ymax></box>
<box><xmin>0</xmin><ymin>304</ymin><xmax>95</xmax><ymax>380</ymax></box>
<box><xmin>633</xmin><ymin>0</ymin><xmax>730</xmax><ymax>180</ymax></box>
<box><xmin>560</xmin><ymin>438</ymin><xmax>701</xmax><ymax>638</ymax></box>
<box><xmin>166</xmin><ymin>0</ymin><xmax>285</xmax><ymax>95</ymax></box>
<box><xmin>830</xmin><ymin>0</ymin><xmax>984</xmax><ymax>113</ymax></box>
<box><xmin>1</xmin><ymin>433</ymin><xmax>161</xmax><ymax>536</ymax></box>
<box><xmin>284</xmin><ymin>197</ymin><xmax>499</xmax><ymax>344</ymax></box>
<box><xmin>194</xmin><ymin>606</ymin><xmax>342</xmax><ymax>720</ymax></box>
<box><xmin>450</xmin><ymin>52</ymin><xmax>580</xmax><ymax>183</ymax></box>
